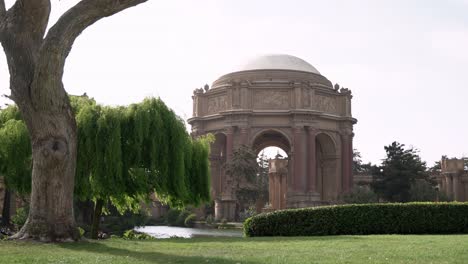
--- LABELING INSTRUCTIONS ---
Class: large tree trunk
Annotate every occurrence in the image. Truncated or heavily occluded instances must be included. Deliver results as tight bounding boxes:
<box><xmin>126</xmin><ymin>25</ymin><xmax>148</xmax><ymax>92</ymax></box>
<box><xmin>0</xmin><ymin>0</ymin><xmax>147</xmax><ymax>242</ymax></box>
<box><xmin>12</xmin><ymin>112</ymin><xmax>79</xmax><ymax>241</ymax></box>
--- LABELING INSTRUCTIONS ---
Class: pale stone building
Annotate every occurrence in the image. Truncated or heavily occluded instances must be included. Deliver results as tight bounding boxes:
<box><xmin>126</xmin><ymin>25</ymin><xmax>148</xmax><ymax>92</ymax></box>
<box><xmin>438</xmin><ymin>157</ymin><xmax>468</xmax><ymax>201</ymax></box>
<box><xmin>188</xmin><ymin>54</ymin><xmax>357</xmax><ymax>220</ymax></box>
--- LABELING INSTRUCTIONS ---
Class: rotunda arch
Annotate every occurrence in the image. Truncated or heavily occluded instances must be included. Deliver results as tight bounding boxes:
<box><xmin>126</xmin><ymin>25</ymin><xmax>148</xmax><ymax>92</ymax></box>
<box><xmin>251</xmin><ymin>129</ymin><xmax>291</xmax><ymax>155</ymax></box>
<box><xmin>316</xmin><ymin>133</ymin><xmax>339</xmax><ymax>201</ymax></box>
<box><xmin>252</xmin><ymin>129</ymin><xmax>291</xmax><ymax>211</ymax></box>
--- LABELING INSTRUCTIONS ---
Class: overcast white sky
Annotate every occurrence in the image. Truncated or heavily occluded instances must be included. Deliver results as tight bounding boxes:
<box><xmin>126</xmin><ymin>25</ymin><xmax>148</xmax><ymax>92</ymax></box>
<box><xmin>1</xmin><ymin>0</ymin><xmax>468</xmax><ymax>166</ymax></box>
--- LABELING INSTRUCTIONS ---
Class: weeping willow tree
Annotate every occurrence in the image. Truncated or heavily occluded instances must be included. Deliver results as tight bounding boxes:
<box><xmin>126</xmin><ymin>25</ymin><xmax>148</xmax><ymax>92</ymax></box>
<box><xmin>0</xmin><ymin>97</ymin><xmax>212</xmax><ymax>238</ymax></box>
<box><xmin>72</xmin><ymin>96</ymin><xmax>212</xmax><ymax>239</ymax></box>
<box><xmin>0</xmin><ymin>106</ymin><xmax>31</xmax><ymax>226</ymax></box>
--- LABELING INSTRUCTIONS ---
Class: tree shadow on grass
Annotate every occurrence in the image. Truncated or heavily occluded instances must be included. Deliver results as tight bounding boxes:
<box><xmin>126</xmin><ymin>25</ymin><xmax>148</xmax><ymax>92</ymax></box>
<box><xmin>158</xmin><ymin>235</ymin><xmax>367</xmax><ymax>244</ymax></box>
<box><xmin>59</xmin><ymin>241</ymin><xmax>258</xmax><ymax>264</ymax></box>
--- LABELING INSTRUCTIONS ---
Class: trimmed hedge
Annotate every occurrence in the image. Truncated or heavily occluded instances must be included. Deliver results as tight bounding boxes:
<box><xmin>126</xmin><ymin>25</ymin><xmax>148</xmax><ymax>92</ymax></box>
<box><xmin>244</xmin><ymin>202</ymin><xmax>468</xmax><ymax>237</ymax></box>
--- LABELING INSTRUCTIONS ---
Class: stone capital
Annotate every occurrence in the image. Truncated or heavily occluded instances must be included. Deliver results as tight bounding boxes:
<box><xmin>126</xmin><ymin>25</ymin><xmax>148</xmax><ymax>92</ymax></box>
<box><xmin>239</xmin><ymin>127</ymin><xmax>249</xmax><ymax>134</ymax></box>
<box><xmin>225</xmin><ymin>126</ymin><xmax>234</xmax><ymax>134</ymax></box>
<box><xmin>339</xmin><ymin>128</ymin><xmax>354</xmax><ymax>137</ymax></box>
<box><xmin>307</xmin><ymin>127</ymin><xmax>319</xmax><ymax>135</ymax></box>
<box><xmin>293</xmin><ymin>126</ymin><xmax>305</xmax><ymax>134</ymax></box>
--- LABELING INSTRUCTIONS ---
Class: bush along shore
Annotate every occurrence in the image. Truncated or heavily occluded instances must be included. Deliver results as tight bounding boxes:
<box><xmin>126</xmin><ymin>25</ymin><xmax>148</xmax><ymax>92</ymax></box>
<box><xmin>244</xmin><ymin>202</ymin><xmax>468</xmax><ymax>237</ymax></box>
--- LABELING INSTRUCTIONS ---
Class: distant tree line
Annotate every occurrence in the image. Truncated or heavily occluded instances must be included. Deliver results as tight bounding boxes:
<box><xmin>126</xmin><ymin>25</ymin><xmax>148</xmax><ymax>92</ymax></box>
<box><xmin>348</xmin><ymin>142</ymin><xmax>445</xmax><ymax>203</ymax></box>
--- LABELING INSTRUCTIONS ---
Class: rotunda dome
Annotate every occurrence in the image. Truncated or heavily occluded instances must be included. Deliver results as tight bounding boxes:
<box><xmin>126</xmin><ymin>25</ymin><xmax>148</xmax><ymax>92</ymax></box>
<box><xmin>236</xmin><ymin>54</ymin><xmax>320</xmax><ymax>75</ymax></box>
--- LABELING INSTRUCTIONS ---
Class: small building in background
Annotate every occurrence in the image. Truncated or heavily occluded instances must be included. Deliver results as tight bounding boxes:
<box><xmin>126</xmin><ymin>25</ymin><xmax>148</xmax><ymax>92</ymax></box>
<box><xmin>438</xmin><ymin>157</ymin><xmax>468</xmax><ymax>201</ymax></box>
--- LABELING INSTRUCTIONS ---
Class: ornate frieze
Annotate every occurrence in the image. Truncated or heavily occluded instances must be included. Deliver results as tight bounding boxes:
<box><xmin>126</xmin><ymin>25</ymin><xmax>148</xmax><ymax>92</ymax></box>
<box><xmin>314</xmin><ymin>95</ymin><xmax>337</xmax><ymax>113</ymax></box>
<box><xmin>207</xmin><ymin>95</ymin><xmax>227</xmax><ymax>115</ymax></box>
<box><xmin>253</xmin><ymin>90</ymin><xmax>289</xmax><ymax>109</ymax></box>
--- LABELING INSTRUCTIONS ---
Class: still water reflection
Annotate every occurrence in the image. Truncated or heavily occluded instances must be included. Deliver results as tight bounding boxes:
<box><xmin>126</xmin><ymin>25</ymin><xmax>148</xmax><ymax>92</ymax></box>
<box><xmin>135</xmin><ymin>226</ymin><xmax>243</xmax><ymax>239</ymax></box>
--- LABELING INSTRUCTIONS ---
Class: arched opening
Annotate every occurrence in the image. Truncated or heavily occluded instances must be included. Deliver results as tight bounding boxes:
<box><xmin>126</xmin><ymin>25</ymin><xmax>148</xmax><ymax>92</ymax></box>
<box><xmin>250</xmin><ymin>130</ymin><xmax>291</xmax><ymax>211</ymax></box>
<box><xmin>316</xmin><ymin>133</ymin><xmax>338</xmax><ymax>201</ymax></box>
<box><xmin>252</xmin><ymin>129</ymin><xmax>291</xmax><ymax>155</ymax></box>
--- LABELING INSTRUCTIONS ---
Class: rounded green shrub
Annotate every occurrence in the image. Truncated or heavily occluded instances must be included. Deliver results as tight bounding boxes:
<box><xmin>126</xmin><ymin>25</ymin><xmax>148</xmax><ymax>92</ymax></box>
<box><xmin>184</xmin><ymin>213</ymin><xmax>197</xmax><ymax>228</ymax></box>
<box><xmin>244</xmin><ymin>202</ymin><xmax>468</xmax><ymax>237</ymax></box>
<box><xmin>122</xmin><ymin>229</ymin><xmax>154</xmax><ymax>240</ymax></box>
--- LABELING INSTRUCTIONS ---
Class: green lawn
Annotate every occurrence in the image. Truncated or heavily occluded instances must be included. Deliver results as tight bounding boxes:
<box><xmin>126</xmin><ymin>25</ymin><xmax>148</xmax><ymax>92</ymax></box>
<box><xmin>1</xmin><ymin>235</ymin><xmax>467</xmax><ymax>263</ymax></box>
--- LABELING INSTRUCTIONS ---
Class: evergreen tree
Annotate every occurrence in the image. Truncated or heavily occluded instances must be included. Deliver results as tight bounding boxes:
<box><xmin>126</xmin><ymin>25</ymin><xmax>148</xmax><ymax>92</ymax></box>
<box><xmin>257</xmin><ymin>151</ymin><xmax>270</xmax><ymax>202</ymax></box>
<box><xmin>225</xmin><ymin>146</ymin><xmax>274</xmax><ymax>212</ymax></box>
<box><xmin>353</xmin><ymin>149</ymin><xmax>373</xmax><ymax>174</ymax></box>
<box><xmin>225</xmin><ymin>145</ymin><xmax>259</xmax><ymax>187</ymax></box>
<box><xmin>371</xmin><ymin>142</ymin><xmax>428</xmax><ymax>202</ymax></box>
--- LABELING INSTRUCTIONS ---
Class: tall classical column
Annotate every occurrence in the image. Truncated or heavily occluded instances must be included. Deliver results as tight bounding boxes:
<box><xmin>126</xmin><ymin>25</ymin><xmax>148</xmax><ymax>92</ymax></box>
<box><xmin>222</xmin><ymin>127</ymin><xmax>234</xmax><ymax>200</ymax></box>
<box><xmin>307</xmin><ymin>128</ymin><xmax>317</xmax><ymax>193</ymax></box>
<box><xmin>293</xmin><ymin>126</ymin><xmax>306</xmax><ymax>192</ymax></box>
<box><xmin>225</xmin><ymin>127</ymin><xmax>234</xmax><ymax>159</ymax></box>
<box><xmin>349</xmin><ymin>133</ymin><xmax>354</xmax><ymax>191</ymax></box>
<box><xmin>209</xmin><ymin>156</ymin><xmax>219</xmax><ymax>197</ymax></box>
<box><xmin>447</xmin><ymin>176</ymin><xmax>453</xmax><ymax>199</ymax></box>
<box><xmin>341</xmin><ymin>132</ymin><xmax>353</xmax><ymax>193</ymax></box>
<box><xmin>453</xmin><ymin>175</ymin><xmax>460</xmax><ymax>201</ymax></box>
<box><xmin>239</xmin><ymin>127</ymin><xmax>249</xmax><ymax>146</ymax></box>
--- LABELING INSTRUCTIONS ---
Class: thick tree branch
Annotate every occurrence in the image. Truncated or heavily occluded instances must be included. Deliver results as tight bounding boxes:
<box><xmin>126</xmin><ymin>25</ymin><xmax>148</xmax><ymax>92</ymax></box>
<box><xmin>32</xmin><ymin>0</ymin><xmax>147</xmax><ymax>110</ymax></box>
<box><xmin>0</xmin><ymin>0</ymin><xmax>50</xmax><ymax>112</ymax></box>
<box><xmin>8</xmin><ymin>0</ymin><xmax>50</xmax><ymax>44</ymax></box>
<box><xmin>0</xmin><ymin>0</ymin><xmax>5</xmax><ymax>18</ymax></box>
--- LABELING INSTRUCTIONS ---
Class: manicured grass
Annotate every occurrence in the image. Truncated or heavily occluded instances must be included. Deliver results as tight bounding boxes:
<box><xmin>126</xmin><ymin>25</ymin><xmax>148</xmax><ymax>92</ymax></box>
<box><xmin>1</xmin><ymin>235</ymin><xmax>468</xmax><ymax>263</ymax></box>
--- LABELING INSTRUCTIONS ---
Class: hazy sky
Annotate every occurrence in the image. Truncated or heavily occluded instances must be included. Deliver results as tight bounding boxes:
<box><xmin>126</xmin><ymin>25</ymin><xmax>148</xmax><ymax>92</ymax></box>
<box><xmin>1</xmin><ymin>0</ymin><xmax>468</xmax><ymax>166</ymax></box>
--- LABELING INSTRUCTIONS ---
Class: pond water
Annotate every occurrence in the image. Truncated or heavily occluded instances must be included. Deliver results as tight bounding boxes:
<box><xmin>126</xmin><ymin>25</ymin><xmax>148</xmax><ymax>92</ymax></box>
<box><xmin>135</xmin><ymin>226</ymin><xmax>243</xmax><ymax>239</ymax></box>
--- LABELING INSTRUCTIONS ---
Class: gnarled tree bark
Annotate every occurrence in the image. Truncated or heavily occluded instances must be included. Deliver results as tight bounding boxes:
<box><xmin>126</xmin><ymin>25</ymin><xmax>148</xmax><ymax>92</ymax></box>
<box><xmin>0</xmin><ymin>0</ymin><xmax>147</xmax><ymax>242</ymax></box>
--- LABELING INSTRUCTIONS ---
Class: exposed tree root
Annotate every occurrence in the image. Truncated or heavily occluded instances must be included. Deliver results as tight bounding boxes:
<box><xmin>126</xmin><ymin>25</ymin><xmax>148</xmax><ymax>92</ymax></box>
<box><xmin>9</xmin><ymin>220</ymin><xmax>80</xmax><ymax>242</ymax></box>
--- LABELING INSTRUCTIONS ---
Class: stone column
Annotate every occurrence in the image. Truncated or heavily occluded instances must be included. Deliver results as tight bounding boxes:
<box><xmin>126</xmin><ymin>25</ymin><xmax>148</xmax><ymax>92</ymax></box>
<box><xmin>349</xmin><ymin>133</ymin><xmax>354</xmax><ymax>190</ymax></box>
<box><xmin>192</xmin><ymin>95</ymin><xmax>198</xmax><ymax>117</ymax></box>
<box><xmin>307</xmin><ymin>128</ymin><xmax>317</xmax><ymax>193</ymax></box>
<box><xmin>273</xmin><ymin>173</ymin><xmax>280</xmax><ymax>209</ymax></box>
<box><xmin>293</xmin><ymin>82</ymin><xmax>302</xmax><ymax>109</ymax></box>
<box><xmin>269</xmin><ymin>171</ymin><xmax>275</xmax><ymax>208</ymax></box>
<box><xmin>341</xmin><ymin>132</ymin><xmax>353</xmax><ymax>193</ymax></box>
<box><xmin>239</xmin><ymin>127</ymin><xmax>249</xmax><ymax>146</ymax></box>
<box><xmin>453</xmin><ymin>175</ymin><xmax>460</xmax><ymax>201</ymax></box>
<box><xmin>192</xmin><ymin>90</ymin><xmax>204</xmax><ymax>117</ymax></box>
<box><xmin>281</xmin><ymin>172</ymin><xmax>287</xmax><ymax>209</ymax></box>
<box><xmin>447</xmin><ymin>176</ymin><xmax>453</xmax><ymax>199</ymax></box>
<box><xmin>293</xmin><ymin>126</ymin><xmax>306</xmax><ymax>192</ymax></box>
<box><xmin>214</xmin><ymin>199</ymin><xmax>222</xmax><ymax>221</ymax></box>
<box><xmin>225</xmin><ymin>127</ymin><xmax>234</xmax><ymax>159</ymax></box>
<box><xmin>219</xmin><ymin>126</ymin><xmax>234</xmax><ymax>208</ymax></box>
<box><xmin>209</xmin><ymin>156</ymin><xmax>219</xmax><ymax>197</ymax></box>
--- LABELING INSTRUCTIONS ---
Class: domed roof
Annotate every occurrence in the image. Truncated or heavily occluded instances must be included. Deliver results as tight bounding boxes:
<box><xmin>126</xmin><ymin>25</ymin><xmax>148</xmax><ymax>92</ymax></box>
<box><xmin>237</xmin><ymin>54</ymin><xmax>321</xmax><ymax>75</ymax></box>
